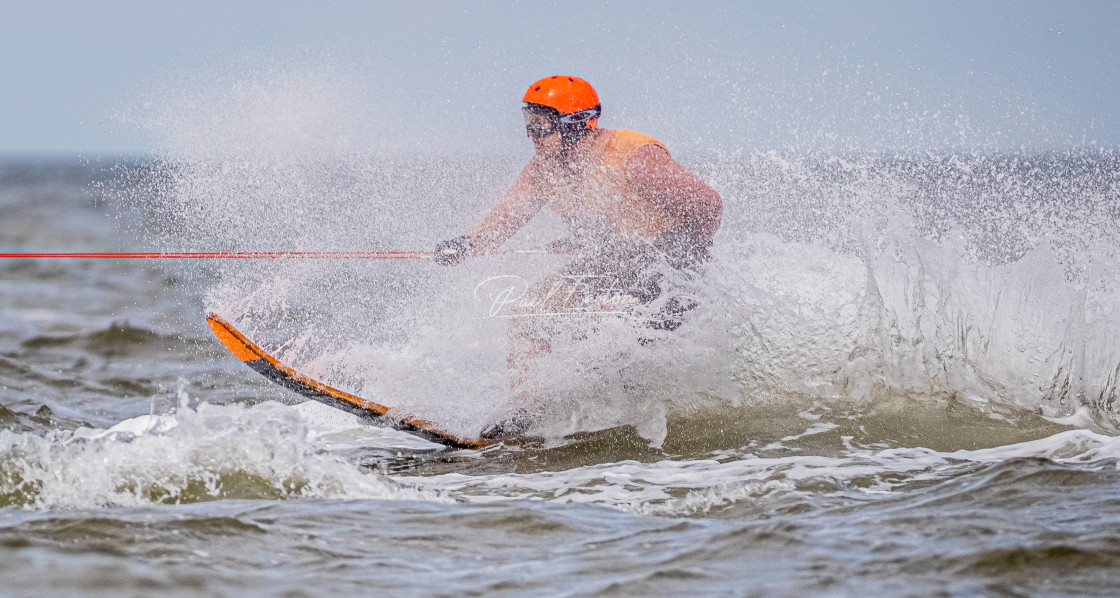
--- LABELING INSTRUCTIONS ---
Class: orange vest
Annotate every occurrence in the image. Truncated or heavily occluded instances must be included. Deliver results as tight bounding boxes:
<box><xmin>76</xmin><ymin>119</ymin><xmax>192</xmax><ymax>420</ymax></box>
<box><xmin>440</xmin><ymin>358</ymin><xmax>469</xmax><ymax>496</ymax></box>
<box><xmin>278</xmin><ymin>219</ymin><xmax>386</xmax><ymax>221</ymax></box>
<box><xmin>538</xmin><ymin>129</ymin><xmax>674</xmax><ymax>241</ymax></box>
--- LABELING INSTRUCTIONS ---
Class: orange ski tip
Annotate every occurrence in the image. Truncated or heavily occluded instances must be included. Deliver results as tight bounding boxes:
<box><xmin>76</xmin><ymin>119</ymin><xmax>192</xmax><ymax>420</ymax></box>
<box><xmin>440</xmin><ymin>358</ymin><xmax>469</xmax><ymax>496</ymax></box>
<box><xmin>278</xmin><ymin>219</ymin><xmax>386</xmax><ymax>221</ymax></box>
<box><xmin>206</xmin><ymin>312</ymin><xmax>390</xmax><ymax>415</ymax></box>
<box><xmin>206</xmin><ymin>313</ymin><xmax>261</xmax><ymax>362</ymax></box>
<box><xmin>204</xmin><ymin>311</ymin><xmax>494</xmax><ymax>449</ymax></box>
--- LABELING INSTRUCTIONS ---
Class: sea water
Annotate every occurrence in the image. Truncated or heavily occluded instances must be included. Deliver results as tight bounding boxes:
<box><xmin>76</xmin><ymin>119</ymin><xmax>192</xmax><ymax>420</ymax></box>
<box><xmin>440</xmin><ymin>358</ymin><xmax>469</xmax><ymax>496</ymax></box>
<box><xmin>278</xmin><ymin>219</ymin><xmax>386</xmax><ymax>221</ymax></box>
<box><xmin>2</xmin><ymin>144</ymin><xmax>1119</xmax><ymax>597</ymax></box>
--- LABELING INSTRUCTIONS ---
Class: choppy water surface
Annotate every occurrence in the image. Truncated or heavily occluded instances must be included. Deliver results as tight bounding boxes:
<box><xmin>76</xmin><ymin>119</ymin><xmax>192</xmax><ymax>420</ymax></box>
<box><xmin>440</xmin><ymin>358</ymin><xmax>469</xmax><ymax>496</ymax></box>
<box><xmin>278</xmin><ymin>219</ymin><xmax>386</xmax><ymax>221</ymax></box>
<box><xmin>2</xmin><ymin>150</ymin><xmax>1120</xmax><ymax>597</ymax></box>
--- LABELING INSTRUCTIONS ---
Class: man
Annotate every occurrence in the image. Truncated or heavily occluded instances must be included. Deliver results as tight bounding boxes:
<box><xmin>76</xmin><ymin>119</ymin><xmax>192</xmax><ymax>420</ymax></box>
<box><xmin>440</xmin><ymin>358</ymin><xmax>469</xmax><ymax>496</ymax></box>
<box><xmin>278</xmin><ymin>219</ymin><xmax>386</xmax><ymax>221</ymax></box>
<box><xmin>435</xmin><ymin>75</ymin><xmax>721</xmax><ymax>431</ymax></box>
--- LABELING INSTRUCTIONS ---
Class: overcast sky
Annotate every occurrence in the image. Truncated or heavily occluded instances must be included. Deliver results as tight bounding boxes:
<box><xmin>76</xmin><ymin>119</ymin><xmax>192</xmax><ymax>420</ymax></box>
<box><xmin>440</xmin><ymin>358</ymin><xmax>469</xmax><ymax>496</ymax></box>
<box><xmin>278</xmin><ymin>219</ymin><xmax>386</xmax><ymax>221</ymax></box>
<box><xmin>2</xmin><ymin>1</ymin><xmax>1117</xmax><ymax>156</ymax></box>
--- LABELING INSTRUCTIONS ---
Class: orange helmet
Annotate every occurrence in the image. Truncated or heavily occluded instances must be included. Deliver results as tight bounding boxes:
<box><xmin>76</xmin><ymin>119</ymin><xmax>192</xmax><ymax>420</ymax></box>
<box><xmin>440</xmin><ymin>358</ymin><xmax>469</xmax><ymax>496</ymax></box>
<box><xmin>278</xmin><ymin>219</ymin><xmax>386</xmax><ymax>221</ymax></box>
<box><xmin>523</xmin><ymin>75</ymin><xmax>601</xmax><ymax>129</ymax></box>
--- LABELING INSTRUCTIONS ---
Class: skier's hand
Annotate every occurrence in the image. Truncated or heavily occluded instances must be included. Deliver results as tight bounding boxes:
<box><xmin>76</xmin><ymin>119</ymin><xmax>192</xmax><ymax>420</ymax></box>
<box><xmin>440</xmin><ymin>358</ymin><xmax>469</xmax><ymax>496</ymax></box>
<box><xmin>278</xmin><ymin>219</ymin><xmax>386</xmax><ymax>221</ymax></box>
<box><xmin>434</xmin><ymin>235</ymin><xmax>473</xmax><ymax>266</ymax></box>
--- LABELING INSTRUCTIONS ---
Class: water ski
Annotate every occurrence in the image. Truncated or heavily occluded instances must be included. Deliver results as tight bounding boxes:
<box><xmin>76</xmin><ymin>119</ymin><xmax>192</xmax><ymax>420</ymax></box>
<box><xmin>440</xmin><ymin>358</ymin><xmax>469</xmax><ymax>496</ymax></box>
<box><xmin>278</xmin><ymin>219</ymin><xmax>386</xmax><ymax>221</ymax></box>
<box><xmin>205</xmin><ymin>313</ymin><xmax>496</xmax><ymax>450</ymax></box>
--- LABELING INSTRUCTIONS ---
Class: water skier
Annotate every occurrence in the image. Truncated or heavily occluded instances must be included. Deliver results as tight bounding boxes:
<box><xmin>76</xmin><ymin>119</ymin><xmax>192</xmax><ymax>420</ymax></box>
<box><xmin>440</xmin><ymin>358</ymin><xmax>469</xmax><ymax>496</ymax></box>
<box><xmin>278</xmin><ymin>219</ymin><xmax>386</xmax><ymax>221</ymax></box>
<box><xmin>435</xmin><ymin>75</ymin><xmax>721</xmax><ymax>435</ymax></box>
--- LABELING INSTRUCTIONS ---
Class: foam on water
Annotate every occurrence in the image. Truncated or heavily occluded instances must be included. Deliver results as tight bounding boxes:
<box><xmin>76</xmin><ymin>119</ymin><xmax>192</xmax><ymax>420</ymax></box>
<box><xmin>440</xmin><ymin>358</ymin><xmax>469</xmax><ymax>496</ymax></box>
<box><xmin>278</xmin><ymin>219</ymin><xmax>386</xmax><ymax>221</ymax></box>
<box><xmin>411</xmin><ymin>428</ymin><xmax>1120</xmax><ymax>518</ymax></box>
<box><xmin>0</xmin><ymin>397</ymin><xmax>441</xmax><ymax>510</ymax></box>
<box><xmin>6</xmin><ymin>385</ymin><xmax>1111</xmax><ymax>517</ymax></box>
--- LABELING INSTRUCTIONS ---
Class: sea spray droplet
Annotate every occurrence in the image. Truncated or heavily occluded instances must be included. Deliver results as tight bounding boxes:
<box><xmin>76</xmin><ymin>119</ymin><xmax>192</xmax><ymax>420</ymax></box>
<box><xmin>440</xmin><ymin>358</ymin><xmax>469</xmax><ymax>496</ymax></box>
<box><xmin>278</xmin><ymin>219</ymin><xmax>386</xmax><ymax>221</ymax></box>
<box><xmin>104</xmin><ymin>61</ymin><xmax>1120</xmax><ymax>437</ymax></box>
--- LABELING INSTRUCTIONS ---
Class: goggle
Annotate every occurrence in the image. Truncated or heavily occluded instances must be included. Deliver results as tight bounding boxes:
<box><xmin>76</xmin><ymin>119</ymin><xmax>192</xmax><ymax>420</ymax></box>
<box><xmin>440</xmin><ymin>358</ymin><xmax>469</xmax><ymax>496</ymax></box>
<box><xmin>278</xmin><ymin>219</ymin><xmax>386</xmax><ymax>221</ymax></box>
<box><xmin>523</xmin><ymin>105</ymin><xmax>601</xmax><ymax>139</ymax></box>
<box><xmin>524</xmin><ymin>115</ymin><xmax>557</xmax><ymax>139</ymax></box>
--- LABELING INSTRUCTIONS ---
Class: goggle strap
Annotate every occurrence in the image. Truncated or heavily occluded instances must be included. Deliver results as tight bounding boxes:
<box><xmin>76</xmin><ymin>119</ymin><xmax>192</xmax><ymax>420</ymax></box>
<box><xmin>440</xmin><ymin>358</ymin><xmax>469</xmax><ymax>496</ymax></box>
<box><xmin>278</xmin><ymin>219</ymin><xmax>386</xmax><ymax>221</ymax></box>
<box><xmin>558</xmin><ymin>105</ymin><xmax>602</xmax><ymax>124</ymax></box>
